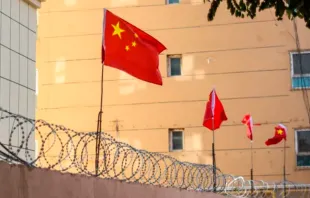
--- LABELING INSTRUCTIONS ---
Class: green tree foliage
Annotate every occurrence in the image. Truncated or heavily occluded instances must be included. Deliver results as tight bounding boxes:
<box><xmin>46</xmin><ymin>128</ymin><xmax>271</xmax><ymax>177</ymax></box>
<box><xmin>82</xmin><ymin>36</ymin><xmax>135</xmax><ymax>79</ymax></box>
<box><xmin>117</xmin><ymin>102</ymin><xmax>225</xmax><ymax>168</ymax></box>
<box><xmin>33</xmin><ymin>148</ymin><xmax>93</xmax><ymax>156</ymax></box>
<box><xmin>207</xmin><ymin>0</ymin><xmax>309</xmax><ymax>28</ymax></box>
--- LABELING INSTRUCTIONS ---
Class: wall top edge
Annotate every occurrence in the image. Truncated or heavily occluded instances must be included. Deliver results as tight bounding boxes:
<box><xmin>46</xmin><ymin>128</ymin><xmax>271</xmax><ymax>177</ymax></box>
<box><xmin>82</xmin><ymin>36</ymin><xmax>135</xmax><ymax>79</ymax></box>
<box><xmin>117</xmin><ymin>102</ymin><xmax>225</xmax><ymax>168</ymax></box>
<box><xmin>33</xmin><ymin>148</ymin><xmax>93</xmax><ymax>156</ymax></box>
<box><xmin>23</xmin><ymin>0</ymin><xmax>46</xmax><ymax>9</ymax></box>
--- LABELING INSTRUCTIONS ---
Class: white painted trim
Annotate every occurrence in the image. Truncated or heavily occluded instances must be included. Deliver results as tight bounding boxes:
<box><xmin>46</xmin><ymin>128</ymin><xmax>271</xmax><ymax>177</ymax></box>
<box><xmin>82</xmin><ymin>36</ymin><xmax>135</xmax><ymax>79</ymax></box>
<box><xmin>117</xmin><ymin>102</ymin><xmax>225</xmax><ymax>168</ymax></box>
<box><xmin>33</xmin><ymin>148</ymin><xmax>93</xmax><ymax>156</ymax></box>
<box><xmin>290</xmin><ymin>51</ymin><xmax>310</xmax><ymax>55</ymax></box>
<box><xmin>167</xmin><ymin>56</ymin><xmax>171</xmax><ymax>77</ymax></box>
<box><xmin>35</xmin><ymin>69</ymin><xmax>39</xmax><ymax>96</ymax></box>
<box><xmin>294</xmin><ymin>129</ymin><xmax>298</xmax><ymax>154</ymax></box>
<box><xmin>23</xmin><ymin>0</ymin><xmax>46</xmax><ymax>9</ymax></box>
<box><xmin>37</xmin><ymin>11</ymin><xmax>40</xmax><ymax>26</ymax></box>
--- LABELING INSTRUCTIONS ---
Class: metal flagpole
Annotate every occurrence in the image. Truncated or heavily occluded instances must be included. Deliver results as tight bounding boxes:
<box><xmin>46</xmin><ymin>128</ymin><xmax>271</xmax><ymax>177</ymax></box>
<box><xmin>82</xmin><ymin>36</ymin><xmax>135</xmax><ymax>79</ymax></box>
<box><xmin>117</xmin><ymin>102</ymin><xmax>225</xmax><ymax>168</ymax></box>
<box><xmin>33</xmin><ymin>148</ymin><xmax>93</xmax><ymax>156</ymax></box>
<box><xmin>95</xmin><ymin>63</ymin><xmax>105</xmax><ymax>176</ymax></box>
<box><xmin>212</xmin><ymin>117</ymin><xmax>217</xmax><ymax>193</ymax></box>
<box><xmin>283</xmin><ymin>140</ymin><xmax>287</xmax><ymax>198</ymax></box>
<box><xmin>95</xmin><ymin>8</ymin><xmax>107</xmax><ymax>177</ymax></box>
<box><xmin>250</xmin><ymin>141</ymin><xmax>254</xmax><ymax>197</ymax></box>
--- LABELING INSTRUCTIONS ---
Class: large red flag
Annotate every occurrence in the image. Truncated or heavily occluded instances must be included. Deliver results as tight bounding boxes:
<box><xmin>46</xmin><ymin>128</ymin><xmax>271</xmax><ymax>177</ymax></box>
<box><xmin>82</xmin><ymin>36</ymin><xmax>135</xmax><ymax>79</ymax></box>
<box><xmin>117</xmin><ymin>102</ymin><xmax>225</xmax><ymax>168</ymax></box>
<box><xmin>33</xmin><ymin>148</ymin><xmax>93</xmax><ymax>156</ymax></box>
<box><xmin>241</xmin><ymin>114</ymin><xmax>261</xmax><ymax>141</ymax></box>
<box><xmin>203</xmin><ymin>89</ymin><xmax>228</xmax><ymax>131</ymax></box>
<box><xmin>265</xmin><ymin>124</ymin><xmax>287</xmax><ymax>146</ymax></box>
<box><xmin>102</xmin><ymin>9</ymin><xmax>166</xmax><ymax>85</ymax></box>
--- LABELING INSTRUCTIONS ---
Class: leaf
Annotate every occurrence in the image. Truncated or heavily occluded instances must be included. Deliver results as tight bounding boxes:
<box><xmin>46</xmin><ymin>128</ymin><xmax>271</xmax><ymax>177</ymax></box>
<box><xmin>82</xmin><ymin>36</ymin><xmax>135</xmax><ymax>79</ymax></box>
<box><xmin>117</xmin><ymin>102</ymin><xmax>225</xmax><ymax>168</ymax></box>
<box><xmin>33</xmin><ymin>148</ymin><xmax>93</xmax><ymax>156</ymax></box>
<box><xmin>286</xmin><ymin>8</ymin><xmax>293</xmax><ymax>19</ymax></box>
<box><xmin>240</xmin><ymin>0</ymin><xmax>247</xmax><ymax>11</ymax></box>
<box><xmin>207</xmin><ymin>0</ymin><xmax>310</xmax><ymax>29</ymax></box>
<box><xmin>275</xmin><ymin>0</ymin><xmax>286</xmax><ymax>18</ymax></box>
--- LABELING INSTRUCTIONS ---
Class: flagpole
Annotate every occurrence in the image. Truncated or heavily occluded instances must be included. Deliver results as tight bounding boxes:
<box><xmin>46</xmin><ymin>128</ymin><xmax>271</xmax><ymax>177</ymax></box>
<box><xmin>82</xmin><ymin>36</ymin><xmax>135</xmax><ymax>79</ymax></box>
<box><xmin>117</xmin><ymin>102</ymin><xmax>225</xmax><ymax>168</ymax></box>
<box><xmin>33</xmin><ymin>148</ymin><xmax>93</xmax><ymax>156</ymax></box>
<box><xmin>212</xmin><ymin>117</ymin><xmax>217</xmax><ymax>193</ymax></box>
<box><xmin>95</xmin><ymin>9</ymin><xmax>107</xmax><ymax>177</ymax></box>
<box><xmin>283</xmin><ymin>140</ymin><xmax>287</xmax><ymax>198</ymax></box>
<box><xmin>95</xmin><ymin>63</ymin><xmax>105</xmax><ymax>176</ymax></box>
<box><xmin>250</xmin><ymin>140</ymin><xmax>254</xmax><ymax>197</ymax></box>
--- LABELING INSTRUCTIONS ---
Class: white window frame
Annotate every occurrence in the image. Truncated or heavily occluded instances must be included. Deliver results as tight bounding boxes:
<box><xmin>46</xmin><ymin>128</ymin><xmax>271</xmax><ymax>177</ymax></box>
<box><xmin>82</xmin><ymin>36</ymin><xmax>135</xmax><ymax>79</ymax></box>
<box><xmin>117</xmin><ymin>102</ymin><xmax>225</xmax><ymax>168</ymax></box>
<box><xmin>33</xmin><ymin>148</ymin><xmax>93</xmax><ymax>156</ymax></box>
<box><xmin>169</xmin><ymin>129</ymin><xmax>184</xmax><ymax>152</ymax></box>
<box><xmin>294</xmin><ymin>129</ymin><xmax>310</xmax><ymax>168</ymax></box>
<box><xmin>290</xmin><ymin>51</ymin><xmax>310</xmax><ymax>78</ymax></box>
<box><xmin>290</xmin><ymin>51</ymin><xmax>310</xmax><ymax>89</ymax></box>
<box><xmin>167</xmin><ymin>54</ymin><xmax>182</xmax><ymax>77</ymax></box>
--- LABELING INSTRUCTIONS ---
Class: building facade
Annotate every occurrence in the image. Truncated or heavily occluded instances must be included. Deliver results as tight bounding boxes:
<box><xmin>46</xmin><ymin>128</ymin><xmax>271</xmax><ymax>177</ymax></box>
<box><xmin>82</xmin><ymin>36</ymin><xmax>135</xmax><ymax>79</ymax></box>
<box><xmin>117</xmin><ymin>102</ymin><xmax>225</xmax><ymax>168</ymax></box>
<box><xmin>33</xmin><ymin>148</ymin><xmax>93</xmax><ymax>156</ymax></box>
<box><xmin>36</xmin><ymin>0</ymin><xmax>310</xmax><ymax>183</ymax></box>
<box><xmin>0</xmin><ymin>0</ymin><xmax>43</xmax><ymax>161</ymax></box>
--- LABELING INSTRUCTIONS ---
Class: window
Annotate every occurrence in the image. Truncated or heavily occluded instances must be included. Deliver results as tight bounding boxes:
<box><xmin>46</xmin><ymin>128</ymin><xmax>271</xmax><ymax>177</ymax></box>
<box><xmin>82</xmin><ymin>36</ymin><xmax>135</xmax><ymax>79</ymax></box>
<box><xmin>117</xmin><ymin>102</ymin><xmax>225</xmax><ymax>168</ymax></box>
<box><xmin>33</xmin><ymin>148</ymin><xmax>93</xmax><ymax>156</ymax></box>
<box><xmin>295</xmin><ymin>129</ymin><xmax>310</xmax><ymax>167</ymax></box>
<box><xmin>167</xmin><ymin>55</ymin><xmax>182</xmax><ymax>77</ymax></box>
<box><xmin>169</xmin><ymin>129</ymin><xmax>184</xmax><ymax>151</ymax></box>
<box><xmin>290</xmin><ymin>51</ymin><xmax>310</xmax><ymax>89</ymax></box>
<box><xmin>167</xmin><ymin>0</ymin><xmax>179</xmax><ymax>4</ymax></box>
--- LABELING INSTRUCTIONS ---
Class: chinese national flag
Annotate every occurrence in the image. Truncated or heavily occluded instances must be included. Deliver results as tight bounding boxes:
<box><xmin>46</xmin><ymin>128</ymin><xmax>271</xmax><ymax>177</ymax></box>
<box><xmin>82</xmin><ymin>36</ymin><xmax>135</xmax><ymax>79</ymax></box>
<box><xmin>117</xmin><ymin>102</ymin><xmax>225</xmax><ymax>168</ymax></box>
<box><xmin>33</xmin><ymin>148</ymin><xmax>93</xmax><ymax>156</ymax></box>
<box><xmin>102</xmin><ymin>9</ymin><xmax>166</xmax><ymax>85</ymax></box>
<box><xmin>203</xmin><ymin>89</ymin><xmax>228</xmax><ymax>131</ymax></box>
<box><xmin>241</xmin><ymin>114</ymin><xmax>261</xmax><ymax>141</ymax></box>
<box><xmin>265</xmin><ymin>124</ymin><xmax>287</xmax><ymax>146</ymax></box>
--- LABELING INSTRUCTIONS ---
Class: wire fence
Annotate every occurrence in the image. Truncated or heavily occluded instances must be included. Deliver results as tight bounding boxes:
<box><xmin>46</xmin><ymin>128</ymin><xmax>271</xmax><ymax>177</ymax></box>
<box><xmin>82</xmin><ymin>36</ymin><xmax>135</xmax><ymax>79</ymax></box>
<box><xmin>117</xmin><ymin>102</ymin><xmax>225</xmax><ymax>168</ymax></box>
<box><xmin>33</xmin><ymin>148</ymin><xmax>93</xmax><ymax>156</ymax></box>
<box><xmin>0</xmin><ymin>106</ymin><xmax>309</xmax><ymax>197</ymax></box>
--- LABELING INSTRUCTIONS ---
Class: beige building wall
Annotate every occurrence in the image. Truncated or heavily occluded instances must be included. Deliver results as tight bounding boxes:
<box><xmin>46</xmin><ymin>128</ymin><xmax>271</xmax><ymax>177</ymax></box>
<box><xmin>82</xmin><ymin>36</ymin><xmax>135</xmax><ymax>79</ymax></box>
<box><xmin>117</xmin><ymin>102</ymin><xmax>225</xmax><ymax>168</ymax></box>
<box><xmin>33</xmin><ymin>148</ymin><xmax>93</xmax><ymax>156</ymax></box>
<box><xmin>36</xmin><ymin>0</ymin><xmax>310</xmax><ymax>183</ymax></box>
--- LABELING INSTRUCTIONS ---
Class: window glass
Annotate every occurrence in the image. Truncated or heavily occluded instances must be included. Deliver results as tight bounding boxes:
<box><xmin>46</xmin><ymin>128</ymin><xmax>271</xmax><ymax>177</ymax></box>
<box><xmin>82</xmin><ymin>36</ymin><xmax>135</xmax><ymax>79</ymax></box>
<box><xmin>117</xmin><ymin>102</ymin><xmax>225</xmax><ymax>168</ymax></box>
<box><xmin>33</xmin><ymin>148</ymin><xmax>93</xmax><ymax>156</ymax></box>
<box><xmin>172</xmin><ymin>131</ymin><xmax>183</xmax><ymax>150</ymax></box>
<box><xmin>170</xmin><ymin>58</ymin><xmax>181</xmax><ymax>76</ymax></box>
<box><xmin>297</xmin><ymin>130</ymin><xmax>310</xmax><ymax>152</ymax></box>
<box><xmin>168</xmin><ymin>0</ymin><xmax>179</xmax><ymax>4</ymax></box>
<box><xmin>292</xmin><ymin>53</ymin><xmax>310</xmax><ymax>75</ymax></box>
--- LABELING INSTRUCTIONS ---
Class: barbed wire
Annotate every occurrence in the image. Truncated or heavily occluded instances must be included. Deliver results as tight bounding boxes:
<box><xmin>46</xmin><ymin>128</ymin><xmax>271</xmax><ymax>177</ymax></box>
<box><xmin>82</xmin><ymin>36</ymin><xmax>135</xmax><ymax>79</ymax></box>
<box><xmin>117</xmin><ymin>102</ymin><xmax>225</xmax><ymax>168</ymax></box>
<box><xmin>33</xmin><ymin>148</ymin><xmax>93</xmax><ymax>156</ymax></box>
<box><xmin>0</xmin><ymin>106</ymin><xmax>309</xmax><ymax>197</ymax></box>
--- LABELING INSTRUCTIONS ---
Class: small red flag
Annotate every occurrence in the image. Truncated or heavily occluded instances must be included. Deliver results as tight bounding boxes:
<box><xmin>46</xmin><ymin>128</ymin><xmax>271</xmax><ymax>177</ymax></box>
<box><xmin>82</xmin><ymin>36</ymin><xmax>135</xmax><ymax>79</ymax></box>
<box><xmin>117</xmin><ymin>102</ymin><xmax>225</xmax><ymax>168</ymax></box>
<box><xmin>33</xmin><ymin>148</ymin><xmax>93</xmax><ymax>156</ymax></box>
<box><xmin>241</xmin><ymin>114</ymin><xmax>261</xmax><ymax>141</ymax></box>
<box><xmin>102</xmin><ymin>9</ymin><xmax>166</xmax><ymax>85</ymax></box>
<box><xmin>265</xmin><ymin>124</ymin><xmax>287</xmax><ymax>146</ymax></box>
<box><xmin>203</xmin><ymin>89</ymin><xmax>228</xmax><ymax>131</ymax></box>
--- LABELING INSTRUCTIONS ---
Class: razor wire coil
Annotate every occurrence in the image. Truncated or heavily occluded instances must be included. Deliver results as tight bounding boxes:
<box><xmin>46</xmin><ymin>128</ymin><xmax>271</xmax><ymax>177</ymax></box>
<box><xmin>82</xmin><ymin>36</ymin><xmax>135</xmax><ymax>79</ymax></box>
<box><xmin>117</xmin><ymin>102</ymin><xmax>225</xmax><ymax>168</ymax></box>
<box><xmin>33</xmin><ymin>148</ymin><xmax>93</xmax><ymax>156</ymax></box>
<box><xmin>0</xmin><ymin>107</ymin><xmax>310</xmax><ymax>197</ymax></box>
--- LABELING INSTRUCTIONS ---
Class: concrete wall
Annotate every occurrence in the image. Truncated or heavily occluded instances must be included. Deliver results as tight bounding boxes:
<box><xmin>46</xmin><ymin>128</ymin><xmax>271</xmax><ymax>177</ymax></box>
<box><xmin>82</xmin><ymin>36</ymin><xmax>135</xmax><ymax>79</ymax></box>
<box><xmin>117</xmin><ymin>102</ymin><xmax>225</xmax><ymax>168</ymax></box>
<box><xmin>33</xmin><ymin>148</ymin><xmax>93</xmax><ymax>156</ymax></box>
<box><xmin>36</xmin><ymin>0</ymin><xmax>310</xmax><ymax>183</ymax></box>
<box><xmin>0</xmin><ymin>0</ymin><xmax>42</xmax><ymax>161</ymax></box>
<box><xmin>0</xmin><ymin>162</ymin><xmax>224</xmax><ymax>198</ymax></box>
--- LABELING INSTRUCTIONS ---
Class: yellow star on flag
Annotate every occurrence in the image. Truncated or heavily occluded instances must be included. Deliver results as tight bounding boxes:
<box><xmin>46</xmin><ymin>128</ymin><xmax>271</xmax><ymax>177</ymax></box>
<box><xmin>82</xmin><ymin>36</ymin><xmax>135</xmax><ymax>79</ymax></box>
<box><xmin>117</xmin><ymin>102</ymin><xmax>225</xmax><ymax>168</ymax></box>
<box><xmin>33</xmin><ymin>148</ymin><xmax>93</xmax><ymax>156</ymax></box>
<box><xmin>132</xmin><ymin>41</ymin><xmax>137</xmax><ymax>47</ymax></box>
<box><xmin>125</xmin><ymin>45</ymin><xmax>130</xmax><ymax>51</ymax></box>
<box><xmin>112</xmin><ymin>22</ymin><xmax>125</xmax><ymax>39</ymax></box>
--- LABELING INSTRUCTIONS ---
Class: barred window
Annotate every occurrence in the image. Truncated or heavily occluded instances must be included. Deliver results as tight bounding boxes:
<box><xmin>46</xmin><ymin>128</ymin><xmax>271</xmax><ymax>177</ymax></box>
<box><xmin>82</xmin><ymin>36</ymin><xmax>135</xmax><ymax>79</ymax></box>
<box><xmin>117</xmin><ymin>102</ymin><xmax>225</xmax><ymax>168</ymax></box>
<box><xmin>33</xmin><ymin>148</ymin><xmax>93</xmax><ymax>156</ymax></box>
<box><xmin>290</xmin><ymin>52</ymin><xmax>310</xmax><ymax>89</ymax></box>
<box><xmin>169</xmin><ymin>129</ymin><xmax>184</xmax><ymax>151</ymax></box>
<box><xmin>167</xmin><ymin>55</ymin><xmax>182</xmax><ymax>77</ymax></box>
<box><xmin>295</xmin><ymin>129</ymin><xmax>310</xmax><ymax>167</ymax></box>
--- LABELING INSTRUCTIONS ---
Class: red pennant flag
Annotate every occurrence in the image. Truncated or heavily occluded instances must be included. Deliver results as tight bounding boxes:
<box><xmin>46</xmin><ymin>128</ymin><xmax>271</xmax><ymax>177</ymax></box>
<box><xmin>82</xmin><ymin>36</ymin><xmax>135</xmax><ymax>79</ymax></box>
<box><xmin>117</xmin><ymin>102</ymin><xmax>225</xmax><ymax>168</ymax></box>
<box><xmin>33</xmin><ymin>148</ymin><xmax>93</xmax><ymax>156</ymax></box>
<box><xmin>265</xmin><ymin>124</ymin><xmax>287</xmax><ymax>146</ymax></box>
<box><xmin>241</xmin><ymin>114</ymin><xmax>261</xmax><ymax>141</ymax></box>
<box><xmin>203</xmin><ymin>89</ymin><xmax>228</xmax><ymax>131</ymax></box>
<box><xmin>102</xmin><ymin>9</ymin><xmax>166</xmax><ymax>85</ymax></box>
